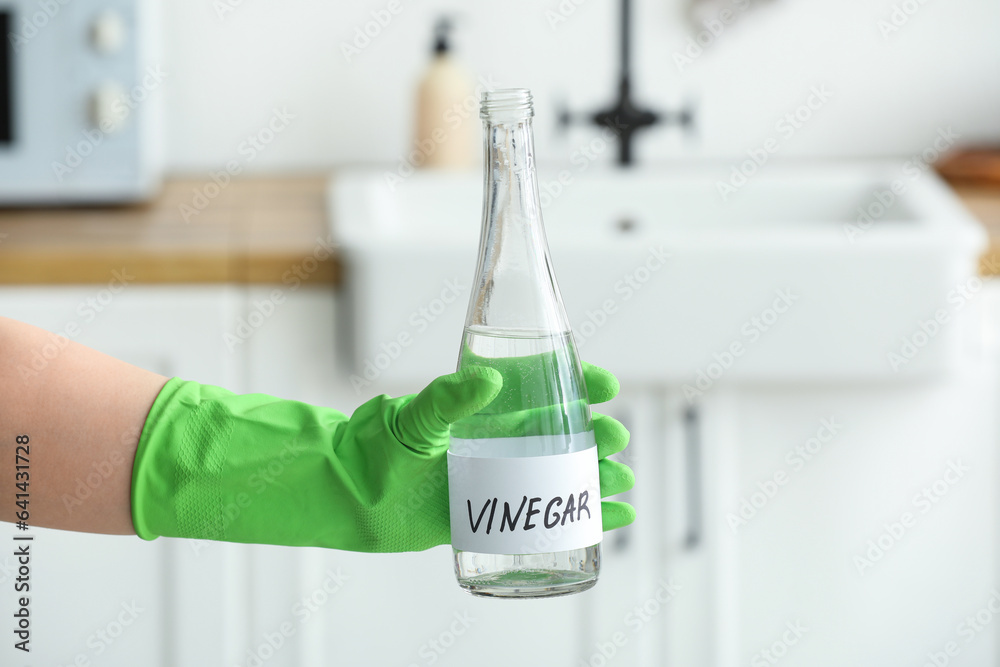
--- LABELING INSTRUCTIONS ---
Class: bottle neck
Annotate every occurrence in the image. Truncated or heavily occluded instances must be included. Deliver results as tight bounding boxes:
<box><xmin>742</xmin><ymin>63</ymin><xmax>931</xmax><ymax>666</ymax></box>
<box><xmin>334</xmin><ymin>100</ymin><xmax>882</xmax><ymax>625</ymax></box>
<box><xmin>468</xmin><ymin>115</ymin><xmax>569</xmax><ymax>333</ymax></box>
<box><xmin>482</xmin><ymin>116</ymin><xmax>542</xmax><ymax>228</ymax></box>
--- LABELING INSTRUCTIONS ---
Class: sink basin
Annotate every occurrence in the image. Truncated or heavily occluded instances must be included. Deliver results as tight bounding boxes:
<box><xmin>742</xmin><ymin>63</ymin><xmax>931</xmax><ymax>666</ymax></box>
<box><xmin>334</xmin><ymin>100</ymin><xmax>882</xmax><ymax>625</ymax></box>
<box><xmin>329</xmin><ymin>162</ymin><xmax>985</xmax><ymax>387</ymax></box>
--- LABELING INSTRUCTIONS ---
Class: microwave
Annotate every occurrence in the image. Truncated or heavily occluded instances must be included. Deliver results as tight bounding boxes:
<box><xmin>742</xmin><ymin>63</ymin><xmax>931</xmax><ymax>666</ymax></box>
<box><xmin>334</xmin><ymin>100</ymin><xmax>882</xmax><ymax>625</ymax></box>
<box><xmin>0</xmin><ymin>0</ymin><xmax>162</xmax><ymax>204</ymax></box>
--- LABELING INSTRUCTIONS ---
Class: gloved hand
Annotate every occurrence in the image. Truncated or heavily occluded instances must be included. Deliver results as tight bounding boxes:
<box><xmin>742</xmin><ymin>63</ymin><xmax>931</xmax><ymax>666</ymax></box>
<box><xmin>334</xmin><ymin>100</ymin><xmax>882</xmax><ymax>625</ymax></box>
<box><xmin>131</xmin><ymin>363</ymin><xmax>635</xmax><ymax>553</ymax></box>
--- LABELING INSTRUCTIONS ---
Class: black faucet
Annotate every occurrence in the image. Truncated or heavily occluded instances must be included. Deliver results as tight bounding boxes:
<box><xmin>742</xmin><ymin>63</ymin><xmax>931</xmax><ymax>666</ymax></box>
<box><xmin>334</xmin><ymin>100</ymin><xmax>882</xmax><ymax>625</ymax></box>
<box><xmin>560</xmin><ymin>0</ymin><xmax>694</xmax><ymax>166</ymax></box>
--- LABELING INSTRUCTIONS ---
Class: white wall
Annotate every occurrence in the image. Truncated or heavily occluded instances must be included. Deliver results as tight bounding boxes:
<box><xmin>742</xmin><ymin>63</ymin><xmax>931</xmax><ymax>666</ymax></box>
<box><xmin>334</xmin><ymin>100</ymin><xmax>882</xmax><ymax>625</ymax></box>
<box><xmin>161</xmin><ymin>0</ymin><xmax>1000</xmax><ymax>173</ymax></box>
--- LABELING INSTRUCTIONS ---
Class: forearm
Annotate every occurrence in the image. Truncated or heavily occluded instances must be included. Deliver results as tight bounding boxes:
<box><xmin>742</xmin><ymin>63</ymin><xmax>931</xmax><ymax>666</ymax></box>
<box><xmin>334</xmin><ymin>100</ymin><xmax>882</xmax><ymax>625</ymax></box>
<box><xmin>0</xmin><ymin>317</ymin><xmax>168</xmax><ymax>535</ymax></box>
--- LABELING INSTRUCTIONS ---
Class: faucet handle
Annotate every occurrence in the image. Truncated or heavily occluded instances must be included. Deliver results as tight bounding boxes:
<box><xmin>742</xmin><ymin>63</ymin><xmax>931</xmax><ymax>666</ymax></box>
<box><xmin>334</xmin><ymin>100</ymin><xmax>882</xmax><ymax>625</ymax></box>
<box><xmin>668</xmin><ymin>97</ymin><xmax>698</xmax><ymax>141</ymax></box>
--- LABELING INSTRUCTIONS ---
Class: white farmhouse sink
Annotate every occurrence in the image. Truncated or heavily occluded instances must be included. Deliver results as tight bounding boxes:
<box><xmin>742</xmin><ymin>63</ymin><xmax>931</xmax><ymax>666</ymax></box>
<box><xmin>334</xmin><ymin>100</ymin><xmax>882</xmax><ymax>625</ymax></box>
<box><xmin>329</xmin><ymin>162</ymin><xmax>985</xmax><ymax>387</ymax></box>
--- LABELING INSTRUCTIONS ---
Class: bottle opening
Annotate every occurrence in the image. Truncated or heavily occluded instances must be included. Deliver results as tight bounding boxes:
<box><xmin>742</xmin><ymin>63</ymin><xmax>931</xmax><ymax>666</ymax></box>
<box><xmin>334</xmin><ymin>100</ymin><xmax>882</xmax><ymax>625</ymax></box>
<box><xmin>481</xmin><ymin>89</ymin><xmax>534</xmax><ymax>120</ymax></box>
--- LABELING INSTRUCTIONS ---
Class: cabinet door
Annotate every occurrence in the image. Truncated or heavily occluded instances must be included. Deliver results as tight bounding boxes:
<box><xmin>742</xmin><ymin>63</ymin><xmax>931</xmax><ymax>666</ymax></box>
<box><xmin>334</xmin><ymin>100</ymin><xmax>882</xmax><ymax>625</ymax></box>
<box><xmin>0</xmin><ymin>286</ymin><xmax>240</xmax><ymax>667</ymax></box>
<box><xmin>699</xmin><ymin>369</ymin><xmax>998</xmax><ymax>667</ymax></box>
<box><xmin>583</xmin><ymin>389</ymin><xmax>674</xmax><ymax>667</ymax></box>
<box><xmin>0</xmin><ymin>285</ymin><xmax>240</xmax><ymax>381</ymax></box>
<box><xmin>661</xmin><ymin>285</ymin><xmax>1000</xmax><ymax>667</ymax></box>
<box><xmin>660</xmin><ymin>392</ymin><xmax>739</xmax><ymax>667</ymax></box>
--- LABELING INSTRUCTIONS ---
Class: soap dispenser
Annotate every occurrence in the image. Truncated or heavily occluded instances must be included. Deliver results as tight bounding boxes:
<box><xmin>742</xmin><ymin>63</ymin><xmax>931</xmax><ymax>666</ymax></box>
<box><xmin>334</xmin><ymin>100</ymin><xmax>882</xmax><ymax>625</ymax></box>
<box><xmin>414</xmin><ymin>18</ymin><xmax>477</xmax><ymax>170</ymax></box>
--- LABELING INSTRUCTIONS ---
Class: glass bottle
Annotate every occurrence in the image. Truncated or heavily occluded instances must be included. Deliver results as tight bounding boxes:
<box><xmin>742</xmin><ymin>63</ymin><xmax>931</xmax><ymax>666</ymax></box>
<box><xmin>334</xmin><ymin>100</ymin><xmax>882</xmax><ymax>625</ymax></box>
<box><xmin>447</xmin><ymin>89</ymin><xmax>602</xmax><ymax>598</ymax></box>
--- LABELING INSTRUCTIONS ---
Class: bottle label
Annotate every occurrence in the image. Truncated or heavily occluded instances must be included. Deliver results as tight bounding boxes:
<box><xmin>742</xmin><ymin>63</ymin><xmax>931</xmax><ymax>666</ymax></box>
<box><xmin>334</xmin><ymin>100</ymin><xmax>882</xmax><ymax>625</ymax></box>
<box><xmin>447</xmin><ymin>441</ymin><xmax>603</xmax><ymax>555</ymax></box>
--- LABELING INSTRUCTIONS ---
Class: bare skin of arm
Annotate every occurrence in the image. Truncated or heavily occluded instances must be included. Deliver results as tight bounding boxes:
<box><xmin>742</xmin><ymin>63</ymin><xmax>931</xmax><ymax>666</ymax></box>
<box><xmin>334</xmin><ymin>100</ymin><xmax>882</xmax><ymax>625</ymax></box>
<box><xmin>0</xmin><ymin>317</ymin><xmax>168</xmax><ymax>535</ymax></box>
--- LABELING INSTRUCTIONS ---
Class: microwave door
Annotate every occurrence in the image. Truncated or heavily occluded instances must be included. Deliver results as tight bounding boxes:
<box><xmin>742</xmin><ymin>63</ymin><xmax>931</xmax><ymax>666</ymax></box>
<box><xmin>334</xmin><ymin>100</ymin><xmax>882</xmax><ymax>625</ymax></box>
<box><xmin>0</xmin><ymin>0</ymin><xmax>162</xmax><ymax>205</ymax></box>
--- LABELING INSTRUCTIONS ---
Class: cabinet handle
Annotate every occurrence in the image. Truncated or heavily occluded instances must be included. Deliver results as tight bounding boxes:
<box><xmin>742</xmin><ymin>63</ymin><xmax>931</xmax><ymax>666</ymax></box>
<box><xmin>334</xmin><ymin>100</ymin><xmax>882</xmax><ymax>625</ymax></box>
<box><xmin>683</xmin><ymin>406</ymin><xmax>703</xmax><ymax>550</ymax></box>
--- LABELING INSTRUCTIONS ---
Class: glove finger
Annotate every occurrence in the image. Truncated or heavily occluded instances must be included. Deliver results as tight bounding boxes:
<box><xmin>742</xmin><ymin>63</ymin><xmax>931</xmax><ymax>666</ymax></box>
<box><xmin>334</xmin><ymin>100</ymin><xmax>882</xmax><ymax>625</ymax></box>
<box><xmin>583</xmin><ymin>362</ymin><xmax>620</xmax><ymax>405</ymax></box>
<box><xmin>594</xmin><ymin>412</ymin><xmax>629</xmax><ymax>460</ymax></box>
<box><xmin>395</xmin><ymin>366</ymin><xmax>503</xmax><ymax>451</ymax></box>
<box><xmin>602</xmin><ymin>501</ymin><xmax>636</xmax><ymax>531</ymax></box>
<box><xmin>599</xmin><ymin>458</ymin><xmax>635</xmax><ymax>498</ymax></box>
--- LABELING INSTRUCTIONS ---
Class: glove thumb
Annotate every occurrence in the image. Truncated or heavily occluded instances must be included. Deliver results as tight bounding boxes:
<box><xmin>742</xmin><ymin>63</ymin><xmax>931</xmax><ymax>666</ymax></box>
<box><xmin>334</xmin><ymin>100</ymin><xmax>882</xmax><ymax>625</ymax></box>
<box><xmin>395</xmin><ymin>366</ymin><xmax>503</xmax><ymax>452</ymax></box>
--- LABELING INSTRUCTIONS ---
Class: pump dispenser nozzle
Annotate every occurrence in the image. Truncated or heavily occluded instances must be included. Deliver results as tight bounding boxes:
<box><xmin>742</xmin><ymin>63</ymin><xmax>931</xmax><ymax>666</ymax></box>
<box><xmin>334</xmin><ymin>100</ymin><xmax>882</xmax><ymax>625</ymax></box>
<box><xmin>433</xmin><ymin>17</ymin><xmax>452</xmax><ymax>55</ymax></box>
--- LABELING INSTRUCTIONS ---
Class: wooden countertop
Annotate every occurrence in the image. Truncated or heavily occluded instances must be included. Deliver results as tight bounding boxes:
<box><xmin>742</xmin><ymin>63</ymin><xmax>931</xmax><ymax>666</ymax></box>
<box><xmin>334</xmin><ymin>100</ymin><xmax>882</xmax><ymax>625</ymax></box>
<box><xmin>0</xmin><ymin>175</ymin><xmax>997</xmax><ymax>285</ymax></box>
<box><xmin>952</xmin><ymin>185</ymin><xmax>1000</xmax><ymax>275</ymax></box>
<box><xmin>0</xmin><ymin>176</ymin><xmax>340</xmax><ymax>285</ymax></box>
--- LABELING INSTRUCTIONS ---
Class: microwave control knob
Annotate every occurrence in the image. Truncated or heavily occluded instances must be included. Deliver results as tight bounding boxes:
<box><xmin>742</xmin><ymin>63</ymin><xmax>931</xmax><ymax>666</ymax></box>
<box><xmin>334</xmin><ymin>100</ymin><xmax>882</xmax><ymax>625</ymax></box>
<box><xmin>91</xmin><ymin>11</ymin><xmax>125</xmax><ymax>55</ymax></box>
<box><xmin>90</xmin><ymin>83</ymin><xmax>129</xmax><ymax>134</ymax></box>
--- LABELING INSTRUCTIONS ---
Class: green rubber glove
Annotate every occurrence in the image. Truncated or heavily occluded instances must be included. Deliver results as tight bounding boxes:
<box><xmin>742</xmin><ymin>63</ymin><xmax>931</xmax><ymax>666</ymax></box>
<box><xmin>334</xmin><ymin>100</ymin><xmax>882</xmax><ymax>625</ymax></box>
<box><xmin>131</xmin><ymin>363</ymin><xmax>635</xmax><ymax>553</ymax></box>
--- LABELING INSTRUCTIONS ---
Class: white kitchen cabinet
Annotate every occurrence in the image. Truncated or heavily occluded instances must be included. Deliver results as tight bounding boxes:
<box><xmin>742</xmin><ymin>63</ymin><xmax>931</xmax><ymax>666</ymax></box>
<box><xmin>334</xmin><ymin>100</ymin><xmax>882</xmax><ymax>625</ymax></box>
<box><xmin>0</xmin><ymin>286</ymin><xmax>241</xmax><ymax>667</ymax></box>
<box><xmin>0</xmin><ymin>285</ymin><xmax>240</xmax><ymax>382</ymax></box>
<box><xmin>662</xmin><ymin>284</ymin><xmax>1000</xmax><ymax>667</ymax></box>
<box><xmin>4</xmin><ymin>280</ymin><xmax>998</xmax><ymax>667</ymax></box>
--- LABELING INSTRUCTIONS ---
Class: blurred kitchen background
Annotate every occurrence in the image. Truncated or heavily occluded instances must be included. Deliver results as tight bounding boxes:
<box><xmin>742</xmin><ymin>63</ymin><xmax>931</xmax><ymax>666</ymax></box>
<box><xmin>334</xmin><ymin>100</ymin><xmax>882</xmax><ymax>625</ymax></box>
<box><xmin>2</xmin><ymin>0</ymin><xmax>1000</xmax><ymax>665</ymax></box>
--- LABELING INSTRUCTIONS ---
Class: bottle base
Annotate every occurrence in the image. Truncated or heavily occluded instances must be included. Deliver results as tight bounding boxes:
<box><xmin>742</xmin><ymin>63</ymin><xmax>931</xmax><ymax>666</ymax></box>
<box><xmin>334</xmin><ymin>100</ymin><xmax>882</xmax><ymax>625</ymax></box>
<box><xmin>459</xmin><ymin>571</ymin><xmax>597</xmax><ymax>599</ymax></box>
<box><xmin>453</xmin><ymin>545</ymin><xmax>600</xmax><ymax>599</ymax></box>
